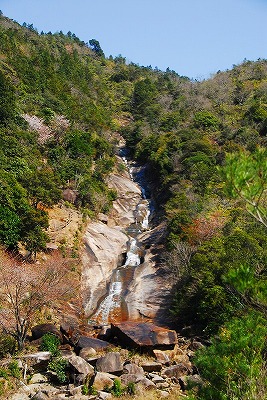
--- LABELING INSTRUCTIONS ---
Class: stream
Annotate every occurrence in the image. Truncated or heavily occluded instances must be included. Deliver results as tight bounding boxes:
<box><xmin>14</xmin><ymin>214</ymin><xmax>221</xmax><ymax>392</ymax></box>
<box><xmin>89</xmin><ymin>149</ymin><xmax>153</xmax><ymax>325</ymax></box>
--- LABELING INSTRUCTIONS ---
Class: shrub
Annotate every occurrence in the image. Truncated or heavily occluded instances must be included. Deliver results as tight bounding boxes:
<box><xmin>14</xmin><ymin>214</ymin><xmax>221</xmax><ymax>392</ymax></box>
<box><xmin>0</xmin><ymin>334</ymin><xmax>16</xmax><ymax>357</ymax></box>
<box><xmin>48</xmin><ymin>357</ymin><xmax>68</xmax><ymax>383</ymax></box>
<box><xmin>8</xmin><ymin>361</ymin><xmax>21</xmax><ymax>379</ymax></box>
<box><xmin>41</xmin><ymin>333</ymin><xmax>60</xmax><ymax>356</ymax></box>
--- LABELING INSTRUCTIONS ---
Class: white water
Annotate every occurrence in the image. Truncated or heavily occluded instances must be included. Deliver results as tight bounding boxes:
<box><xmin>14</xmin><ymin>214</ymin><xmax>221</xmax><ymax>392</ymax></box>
<box><xmin>93</xmin><ymin>270</ymin><xmax>123</xmax><ymax>324</ymax></box>
<box><xmin>124</xmin><ymin>238</ymin><xmax>140</xmax><ymax>267</ymax></box>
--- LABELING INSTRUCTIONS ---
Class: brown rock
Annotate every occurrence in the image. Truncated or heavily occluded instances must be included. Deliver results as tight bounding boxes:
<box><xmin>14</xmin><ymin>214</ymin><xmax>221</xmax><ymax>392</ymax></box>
<box><xmin>153</xmin><ymin>349</ymin><xmax>171</xmax><ymax>365</ymax></box>
<box><xmin>31</xmin><ymin>324</ymin><xmax>62</xmax><ymax>342</ymax></box>
<box><xmin>79</xmin><ymin>347</ymin><xmax>97</xmax><ymax>360</ymax></box>
<box><xmin>92</xmin><ymin>372</ymin><xmax>117</xmax><ymax>391</ymax></box>
<box><xmin>96</xmin><ymin>352</ymin><xmax>123</xmax><ymax>374</ymax></box>
<box><xmin>111</xmin><ymin>322</ymin><xmax>177</xmax><ymax>350</ymax></box>
<box><xmin>141</xmin><ymin>362</ymin><xmax>162</xmax><ymax>372</ymax></box>
<box><xmin>31</xmin><ymin>392</ymin><xmax>49</xmax><ymax>400</ymax></box>
<box><xmin>137</xmin><ymin>377</ymin><xmax>156</xmax><ymax>390</ymax></box>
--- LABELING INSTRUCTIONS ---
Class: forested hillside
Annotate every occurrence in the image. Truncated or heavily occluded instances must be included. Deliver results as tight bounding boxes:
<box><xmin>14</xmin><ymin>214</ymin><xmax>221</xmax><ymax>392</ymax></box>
<box><xmin>0</xmin><ymin>12</ymin><xmax>267</xmax><ymax>399</ymax></box>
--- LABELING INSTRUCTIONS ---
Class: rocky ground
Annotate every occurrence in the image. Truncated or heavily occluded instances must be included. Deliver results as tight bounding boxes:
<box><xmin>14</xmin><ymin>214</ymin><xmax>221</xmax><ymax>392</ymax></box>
<box><xmin>6</xmin><ymin>321</ymin><xmax>203</xmax><ymax>400</ymax></box>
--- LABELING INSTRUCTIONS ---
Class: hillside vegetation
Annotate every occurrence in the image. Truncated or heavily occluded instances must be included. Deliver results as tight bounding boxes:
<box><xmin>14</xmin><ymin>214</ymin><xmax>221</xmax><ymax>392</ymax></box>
<box><xmin>0</xmin><ymin>12</ymin><xmax>267</xmax><ymax>399</ymax></box>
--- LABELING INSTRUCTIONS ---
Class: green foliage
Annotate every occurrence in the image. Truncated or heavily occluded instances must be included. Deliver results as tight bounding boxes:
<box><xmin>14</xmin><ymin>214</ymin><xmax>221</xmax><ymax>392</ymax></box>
<box><xmin>194</xmin><ymin>111</ymin><xmax>220</xmax><ymax>130</ymax></box>
<box><xmin>194</xmin><ymin>312</ymin><xmax>267</xmax><ymax>400</ymax></box>
<box><xmin>110</xmin><ymin>378</ymin><xmax>124</xmax><ymax>397</ymax></box>
<box><xmin>41</xmin><ymin>333</ymin><xmax>60</xmax><ymax>356</ymax></box>
<box><xmin>48</xmin><ymin>357</ymin><xmax>68</xmax><ymax>383</ymax></box>
<box><xmin>0</xmin><ymin>70</ymin><xmax>16</xmax><ymax>125</ymax></box>
<box><xmin>222</xmin><ymin>147</ymin><xmax>267</xmax><ymax>227</ymax></box>
<box><xmin>8</xmin><ymin>361</ymin><xmax>21</xmax><ymax>379</ymax></box>
<box><xmin>89</xmin><ymin>38</ymin><xmax>105</xmax><ymax>57</ymax></box>
<box><xmin>0</xmin><ymin>334</ymin><xmax>16</xmax><ymax>358</ymax></box>
<box><xmin>132</xmin><ymin>78</ymin><xmax>157</xmax><ymax>117</ymax></box>
<box><xmin>126</xmin><ymin>381</ymin><xmax>136</xmax><ymax>395</ymax></box>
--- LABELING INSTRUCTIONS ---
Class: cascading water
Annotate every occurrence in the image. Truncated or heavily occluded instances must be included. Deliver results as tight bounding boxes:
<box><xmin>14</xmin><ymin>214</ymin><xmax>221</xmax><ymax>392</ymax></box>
<box><xmin>90</xmin><ymin>148</ymin><xmax>152</xmax><ymax>325</ymax></box>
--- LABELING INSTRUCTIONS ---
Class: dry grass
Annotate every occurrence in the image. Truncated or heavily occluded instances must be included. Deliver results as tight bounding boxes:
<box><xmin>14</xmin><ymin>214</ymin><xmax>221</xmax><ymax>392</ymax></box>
<box><xmin>121</xmin><ymin>387</ymin><xmax>186</xmax><ymax>400</ymax></box>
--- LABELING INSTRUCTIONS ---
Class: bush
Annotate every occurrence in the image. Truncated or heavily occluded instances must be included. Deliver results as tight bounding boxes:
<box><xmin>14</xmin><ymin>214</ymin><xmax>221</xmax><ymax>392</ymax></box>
<box><xmin>8</xmin><ymin>361</ymin><xmax>21</xmax><ymax>379</ymax></box>
<box><xmin>0</xmin><ymin>334</ymin><xmax>16</xmax><ymax>357</ymax></box>
<box><xmin>41</xmin><ymin>333</ymin><xmax>60</xmax><ymax>356</ymax></box>
<box><xmin>48</xmin><ymin>357</ymin><xmax>68</xmax><ymax>383</ymax></box>
<box><xmin>194</xmin><ymin>312</ymin><xmax>267</xmax><ymax>400</ymax></box>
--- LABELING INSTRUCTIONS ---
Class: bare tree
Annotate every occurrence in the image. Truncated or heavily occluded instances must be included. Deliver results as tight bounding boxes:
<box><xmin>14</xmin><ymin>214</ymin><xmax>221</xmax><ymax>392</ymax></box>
<box><xmin>0</xmin><ymin>253</ymin><xmax>74</xmax><ymax>350</ymax></box>
<box><xmin>164</xmin><ymin>241</ymin><xmax>197</xmax><ymax>281</ymax></box>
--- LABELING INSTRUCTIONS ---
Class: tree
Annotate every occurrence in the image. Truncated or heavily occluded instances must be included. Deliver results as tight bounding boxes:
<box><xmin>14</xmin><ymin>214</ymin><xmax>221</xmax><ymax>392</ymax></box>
<box><xmin>0</xmin><ymin>70</ymin><xmax>16</xmax><ymax>125</ymax></box>
<box><xmin>194</xmin><ymin>312</ymin><xmax>267</xmax><ymax>400</ymax></box>
<box><xmin>222</xmin><ymin>147</ymin><xmax>267</xmax><ymax>227</ymax></box>
<box><xmin>89</xmin><ymin>39</ymin><xmax>105</xmax><ymax>57</ymax></box>
<box><xmin>0</xmin><ymin>254</ymin><xmax>74</xmax><ymax>350</ymax></box>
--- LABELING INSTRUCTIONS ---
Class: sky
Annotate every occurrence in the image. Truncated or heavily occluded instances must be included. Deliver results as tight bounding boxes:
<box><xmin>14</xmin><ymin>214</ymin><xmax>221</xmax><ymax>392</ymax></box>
<box><xmin>0</xmin><ymin>0</ymin><xmax>267</xmax><ymax>80</ymax></box>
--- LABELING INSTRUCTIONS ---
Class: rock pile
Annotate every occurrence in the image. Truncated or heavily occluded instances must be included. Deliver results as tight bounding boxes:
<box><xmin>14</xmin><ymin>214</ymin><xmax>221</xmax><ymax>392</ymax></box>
<box><xmin>8</xmin><ymin>322</ymin><xmax>203</xmax><ymax>400</ymax></box>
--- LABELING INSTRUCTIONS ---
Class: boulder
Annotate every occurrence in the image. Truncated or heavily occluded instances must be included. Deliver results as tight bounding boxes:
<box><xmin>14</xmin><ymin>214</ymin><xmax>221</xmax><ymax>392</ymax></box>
<box><xmin>31</xmin><ymin>324</ymin><xmax>62</xmax><ymax>341</ymax></box>
<box><xmin>92</xmin><ymin>372</ymin><xmax>117</xmax><ymax>391</ymax></box>
<box><xmin>141</xmin><ymin>362</ymin><xmax>162</xmax><ymax>372</ymax></box>
<box><xmin>120</xmin><ymin>373</ymin><xmax>143</xmax><ymax>385</ymax></box>
<box><xmin>75</xmin><ymin>336</ymin><xmax>111</xmax><ymax>352</ymax></box>
<box><xmin>28</xmin><ymin>373</ymin><xmax>48</xmax><ymax>384</ymax></box>
<box><xmin>98</xmin><ymin>391</ymin><xmax>112</xmax><ymax>400</ymax></box>
<box><xmin>179</xmin><ymin>374</ymin><xmax>203</xmax><ymax>391</ymax></box>
<box><xmin>123</xmin><ymin>363</ymin><xmax>144</xmax><ymax>376</ymax></box>
<box><xmin>21</xmin><ymin>352</ymin><xmax>51</xmax><ymax>371</ymax></box>
<box><xmin>162</xmin><ymin>363</ymin><xmax>193</xmax><ymax>379</ymax></box>
<box><xmin>79</xmin><ymin>347</ymin><xmax>97</xmax><ymax>360</ymax></box>
<box><xmin>31</xmin><ymin>392</ymin><xmax>49</xmax><ymax>400</ymax></box>
<box><xmin>153</xmin><ymin>349</ymin><xmax>171</xmax><ymax>365</ymax></box>
<box><xmin>137</xmin><ymin>377</ymin><xmax>156</xmax><ymax>390</ymax></box>
<box><xmin>111</xmin><ymin>322</ymin><xmax>177</xmax><ymax>350</ymax></box>
<box><xmin>68</xmin><ymin>355</ymin><xmax>94</xmax><ymax>377</ymax></box>
<box><xmin>96</xmin><ymin>352</ymin><xmax>123</xmax><ymax>374</ymax></box>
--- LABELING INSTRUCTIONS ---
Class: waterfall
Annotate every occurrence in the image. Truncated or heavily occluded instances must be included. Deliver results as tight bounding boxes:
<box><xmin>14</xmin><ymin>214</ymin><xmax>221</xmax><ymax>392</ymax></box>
<box><xmin>90</xmin><ymin>148</ymin><xmax>152</xmax><ymax>325</ymax></box>
<box><xmin>124</xmin><ymin>238</ymin><xmax>140</xmax><ymax>267</ymax></box>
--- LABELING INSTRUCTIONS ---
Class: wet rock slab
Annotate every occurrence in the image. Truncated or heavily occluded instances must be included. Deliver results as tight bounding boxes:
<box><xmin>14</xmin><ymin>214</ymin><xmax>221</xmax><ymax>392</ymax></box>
<box><xmin>111</xmin><ymin>322</ymin><xmax>178</xmax><ymax>350</ymax></box>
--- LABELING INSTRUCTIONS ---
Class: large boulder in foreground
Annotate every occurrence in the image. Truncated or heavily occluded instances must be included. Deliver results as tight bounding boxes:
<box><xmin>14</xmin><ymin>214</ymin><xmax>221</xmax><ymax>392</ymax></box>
<box><xmin>111</xmin><ymin>322</ymin><xmax>178</xmax><ymax>350</ymax></box>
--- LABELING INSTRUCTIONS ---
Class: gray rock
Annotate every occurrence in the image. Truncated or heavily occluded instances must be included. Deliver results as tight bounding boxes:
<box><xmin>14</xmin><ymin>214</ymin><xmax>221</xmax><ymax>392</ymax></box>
<box><xmin>120</xmin><ymin>373</ymin><xmax>143</xmax><ymax>385</ymax></box>
<box><xmin>123</xmin><ymin>363</ymin><xmax>144</xmax><ymax>375</ymax></box>
<box><xmin>31</xmin><ymin>391</ymin><xmax>49</xmax><ymax>400</ymax></box>
<box><xmin>68</xmin><ymin>355</ymin><xmax>94</xmax><ymax>376</ymax></box>
<box><xmin>141</xmin><ymin>362</ymin><xmax>162</xmax><ymax>372</ymax></box>
<box><xmin>96</xmin><ymin>352</ymin><xmax>123</xmax><ymax>374</ymax></box>
<box><xmin>179</xmin><ymin>374</ymin><xmax>203</xmax><ymax>390</ymax></box>
<box><xmin>75</xmin><ymin>336</ymin><xmax>111</xmax><ymax>351</ymax></box>
<box><xmin>98</xmin><ymin>391</ymin><xmax>112</xmax><ymax>400</ymax></box>
<box><xmin>162</xmin><ymin>363</ymin><xmax>193</xmax><ymax>379</ymax></box>
<box><xmin>28</xmin><ymin>373</ymin><xmax>48</xmax><ymax>384</ymax></box>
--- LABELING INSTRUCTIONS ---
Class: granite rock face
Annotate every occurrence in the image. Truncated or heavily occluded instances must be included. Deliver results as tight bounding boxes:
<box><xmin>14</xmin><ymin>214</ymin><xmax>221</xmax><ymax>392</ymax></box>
<box><xmin>81</xmin><ymin>222</ymin><xmax>128</xmax><ymax>318</ymax></box>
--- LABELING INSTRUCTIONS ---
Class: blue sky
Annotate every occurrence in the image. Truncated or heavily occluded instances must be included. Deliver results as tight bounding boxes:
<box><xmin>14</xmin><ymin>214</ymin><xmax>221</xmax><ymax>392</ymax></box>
<box><xmin>1</xmin><ymin>0</ymin><xmax>266</xmax><ymax>79</ymax></box>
